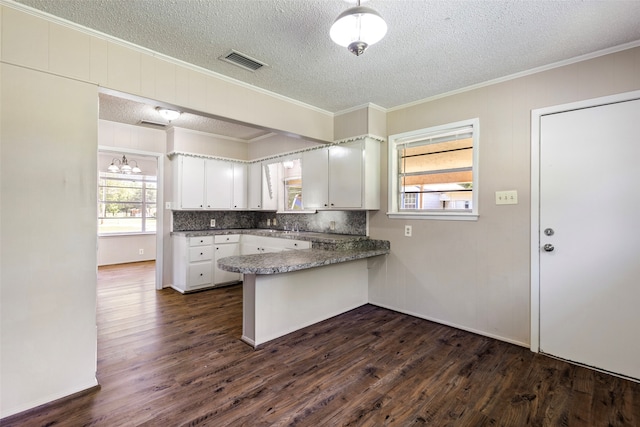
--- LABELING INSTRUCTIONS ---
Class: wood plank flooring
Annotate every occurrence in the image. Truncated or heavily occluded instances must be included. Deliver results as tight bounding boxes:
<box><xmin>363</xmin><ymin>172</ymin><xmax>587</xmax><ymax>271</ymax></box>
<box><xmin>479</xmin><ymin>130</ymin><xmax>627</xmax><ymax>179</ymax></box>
<box><xmin>3</xmin><ymin>261</ymin><xmax>639</xmax><ymax>426</ymax></box>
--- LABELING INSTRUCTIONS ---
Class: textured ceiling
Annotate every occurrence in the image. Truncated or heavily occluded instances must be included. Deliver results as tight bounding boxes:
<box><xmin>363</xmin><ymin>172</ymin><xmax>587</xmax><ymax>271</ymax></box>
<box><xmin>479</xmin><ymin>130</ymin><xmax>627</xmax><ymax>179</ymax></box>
<box><xmin>11</xmin><ymin>0</ymin><xmax>640</xmax><ymax>136</ymax></box>
<box><xmin>99</xmin><ymin>93</ymin><xmax>275</xmax><ymax>140</ymax></box>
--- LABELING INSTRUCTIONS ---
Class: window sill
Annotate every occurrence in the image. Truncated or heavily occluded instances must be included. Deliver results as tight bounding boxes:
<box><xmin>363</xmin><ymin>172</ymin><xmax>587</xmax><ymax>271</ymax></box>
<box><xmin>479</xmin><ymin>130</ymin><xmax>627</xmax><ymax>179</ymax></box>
<box><xmin>387</xmin><ymin>211</ymin><xmax>479</xmax><ymax>221</ymax></box>
<box><xmin>98</xmin><ymin>232</ymin><xmax>157</xmax><ymax>237</ymax></box>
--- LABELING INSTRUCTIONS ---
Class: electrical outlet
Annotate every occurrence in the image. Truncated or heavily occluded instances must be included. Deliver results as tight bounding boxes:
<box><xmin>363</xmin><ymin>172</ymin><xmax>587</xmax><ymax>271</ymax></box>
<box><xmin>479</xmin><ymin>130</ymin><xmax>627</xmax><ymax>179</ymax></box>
<box><xmin>210</xmin><ymin>219</ymin><xmax>216</xmax><ymax>227</ymax></box>
<box><xmin>273</xmin><ymin>218</ymin><xmax>277</xmax><ymax>226</ymax></box>
<box><xmin>404</xmin><ymin>225</ymin><xmax>412</xmax><ymax>237</ymax></box>
<box><xmin>267</xmin><ymin>218</ymin><xmax>271</xmax><ymax>226</ymax></box>
<box><xmin>165</xmin><ymin>202</ymin><xmax>171</xmax><ymax>209</ymax></box>
<box><xmin>496</xmin><ymin>190</ymin><xmax>518</xmax><ymax>205</ymax></box>
<box><xmin>330</xmin><ymin>221</ymin><xmax>336</xmax><ymax>231</ymax></box>
<box><xmin>139</xmin><ymin>249</ymin><xmax>144</xmax><ymax>255</ymax></box>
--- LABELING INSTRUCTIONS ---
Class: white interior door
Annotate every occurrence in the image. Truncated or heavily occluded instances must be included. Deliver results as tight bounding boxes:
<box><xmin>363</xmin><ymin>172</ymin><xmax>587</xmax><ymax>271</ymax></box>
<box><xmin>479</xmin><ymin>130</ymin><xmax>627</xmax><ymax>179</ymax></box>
<box><xmin>538</xmin><ymin>97</ymin><xmax>640</xmax><ymax>380</ymax></box>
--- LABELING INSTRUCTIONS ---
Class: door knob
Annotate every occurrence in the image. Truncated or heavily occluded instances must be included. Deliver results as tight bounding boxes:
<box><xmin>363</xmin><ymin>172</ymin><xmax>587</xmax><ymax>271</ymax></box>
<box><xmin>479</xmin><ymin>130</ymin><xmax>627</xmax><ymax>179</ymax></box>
<box><xmin>543</xmin><ymin>244</ymin><xmax>555</xmax><ymax>252</ymax></box>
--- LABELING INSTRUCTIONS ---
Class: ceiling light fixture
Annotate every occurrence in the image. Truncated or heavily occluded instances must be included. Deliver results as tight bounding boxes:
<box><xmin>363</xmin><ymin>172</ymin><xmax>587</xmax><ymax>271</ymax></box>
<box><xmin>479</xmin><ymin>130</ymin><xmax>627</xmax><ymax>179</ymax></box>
<box><xmin>108</xmin><ymin>155</ymin><xmax>141</xmax><ymax>175</ymax></box>
<box><xmin>156</xmin><ymin>107</ymin><xmax>181</xmax><ymax>121</ymax></box>
<box><xmin>330</xmin><ymin>0</ymin><xmax>387</xmax><ymax>56</ymax></box>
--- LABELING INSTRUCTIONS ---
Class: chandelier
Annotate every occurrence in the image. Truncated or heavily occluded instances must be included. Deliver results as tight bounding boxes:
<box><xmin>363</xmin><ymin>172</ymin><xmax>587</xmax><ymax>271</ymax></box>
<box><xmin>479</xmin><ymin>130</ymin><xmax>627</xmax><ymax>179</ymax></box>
<box><xmin>108</xmin><ymin>155</ymin><xmax>141</xmax><ymax>174</ymax></box>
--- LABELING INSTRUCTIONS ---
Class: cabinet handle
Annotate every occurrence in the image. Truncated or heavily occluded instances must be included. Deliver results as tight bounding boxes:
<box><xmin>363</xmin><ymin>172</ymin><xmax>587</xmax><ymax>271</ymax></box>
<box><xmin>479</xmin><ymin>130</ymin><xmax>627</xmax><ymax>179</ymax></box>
<box><xmin>200</xmin><ymin>252</ymin><xmax>203</xmax><ymax>255</ymax></box>
<box><xmin>324</xmin><ymin>203</ymin><xmax>328</xmax><ymax>207</ymax></box>
<box><xmin>200</xmin><ymin>273</ymin><xmax>203</xmax><ymax>276</ymax></box>
<box><xmin>294</xmin><ymin>243</ymin><xmax>298</xmax><ymax>247</ymax></box>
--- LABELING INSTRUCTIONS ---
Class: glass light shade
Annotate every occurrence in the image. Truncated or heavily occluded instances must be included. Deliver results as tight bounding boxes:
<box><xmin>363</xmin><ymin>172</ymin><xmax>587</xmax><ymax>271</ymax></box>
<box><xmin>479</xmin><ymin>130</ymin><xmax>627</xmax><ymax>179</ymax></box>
<box><xmin>120</xmin><ymin>164</ymin><xmax>132</xmax><ymax>174</ymax></box>
<box><xmin>157</xmin><ymin>107</ymin><xmax>181</xmax><ymax>121</ymax></box>
<box><xmin>108</xmin><ymin>163</ymin><xmax>119</xmax><ymax>173</ymax></box>
<box><xmin>330</xmin><ymin>6</ymin><xmax>387</xmax><ymax>48</ymax></box>
<box><xmin>131</xmin><ymin>166</ymin><xmax>142</xmax><ymax>174</ymax></box>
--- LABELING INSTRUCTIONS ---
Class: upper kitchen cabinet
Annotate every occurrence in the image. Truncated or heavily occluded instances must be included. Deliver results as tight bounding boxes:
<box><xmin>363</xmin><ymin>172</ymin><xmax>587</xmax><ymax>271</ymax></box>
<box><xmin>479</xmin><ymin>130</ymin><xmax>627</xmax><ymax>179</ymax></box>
<box><xmin>248</xmin><ymin>162</ymin><xmax>278</xmax><ymax>211</ymax></box>
<box><xmin>172</xmin><ymin>154</ymin><xmax>246</xmax><ymax>210</ymax></box>
<box><xmin>302</xmin><ymin>137</ymin><xmax>380</xmax><ymax>210</ymax></box>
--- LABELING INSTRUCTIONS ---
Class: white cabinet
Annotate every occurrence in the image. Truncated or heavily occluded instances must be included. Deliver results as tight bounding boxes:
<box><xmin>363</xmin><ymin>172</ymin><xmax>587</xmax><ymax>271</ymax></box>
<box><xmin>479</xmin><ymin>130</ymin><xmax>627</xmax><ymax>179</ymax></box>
<box><xmin>172</xmin><ymin>155</ymin><xmax>248</xmax><ymax>210</ymax></box>
<box><xmin>172</xmin><ymin>235</ymin><xmax>214</xmax><ymax>293</ymax></box>
<box><xmin>177</xmin><ymin>156</ymin><xmax>206</xmax><ymax>209</ymax></box>
<box><xmin>172</xmin><ymin>234</ymin><xmax>243</xmax><ymax>292</ymax></box>
<box><xmin>232</xmin><ymin>163</ymin><xmax>247</xmax><ymax>209</ymax></box>
<box><xmin>248</xmin><ymin>162</ymin><xmax>278</xmax><ymax>211</ymax></box>
<box><xmin>214</xmin><ymin>235</ymin><xmax>241</xmax><ymax>284</ymax></box>
<box><xmin>247</xmin><ymin>162</ymin><xmax>262</xmax><ymax>209</ymax></box>
<box><xmin>301</xmin><ymin>148</ymin><xmax>329</xmax><ymax>209</ymax></box>
<box><xmin>205</xmin><ymin>159</ymin><xmax>233</xmax><ymax>209</ymax></box>
<box><xmin>173</xmin><ymin>233</ymin><xmax>310</xmax><ymax>293</ymax></box>
<box><xmin>302</xmin><ymin>137</ymin><xmax>380</xmax><ymax>210</ymax></box>
<box><xmin>241</xmin><ymin>235</ymin><xmax>310</xmax><ymax>254</ymax></box>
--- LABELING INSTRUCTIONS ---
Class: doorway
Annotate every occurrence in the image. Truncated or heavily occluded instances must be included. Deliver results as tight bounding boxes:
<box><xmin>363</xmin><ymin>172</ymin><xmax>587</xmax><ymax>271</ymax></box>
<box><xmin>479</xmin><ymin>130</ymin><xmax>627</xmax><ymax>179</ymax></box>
<box><xmin>531</xmin><ymin>90</ymin><xmax>640</xmax><ymax>380</ymax></box>
<box><xmin>98</xmin><ymin>147</ymin><xmax>164</xmax><ymax>290</ymax></box>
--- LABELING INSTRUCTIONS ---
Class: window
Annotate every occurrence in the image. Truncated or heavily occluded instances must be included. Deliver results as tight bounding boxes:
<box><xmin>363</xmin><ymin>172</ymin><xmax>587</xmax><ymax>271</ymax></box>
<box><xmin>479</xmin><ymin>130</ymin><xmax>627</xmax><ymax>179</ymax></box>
<box><xmin>98</xmin><ymin>173</ymin><xmax>157</xmax><ymax>234</ymax></box>
<box><xmin>388</xmin><ymin>118</ymin><xmax>479</xmax><ymax>220</ymax></box>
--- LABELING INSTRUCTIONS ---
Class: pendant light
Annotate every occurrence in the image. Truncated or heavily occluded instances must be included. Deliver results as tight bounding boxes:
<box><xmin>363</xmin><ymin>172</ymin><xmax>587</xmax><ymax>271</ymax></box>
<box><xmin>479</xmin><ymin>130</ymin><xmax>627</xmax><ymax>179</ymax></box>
<box><xmin>108</xmin><ymin>155</ymin><xmax>142</xmax><ymax>174</ymax></box>
<box><xmin>330</xmin><ymin>0</ymin><xmax>387</xmax><ymax>56</ymax></box>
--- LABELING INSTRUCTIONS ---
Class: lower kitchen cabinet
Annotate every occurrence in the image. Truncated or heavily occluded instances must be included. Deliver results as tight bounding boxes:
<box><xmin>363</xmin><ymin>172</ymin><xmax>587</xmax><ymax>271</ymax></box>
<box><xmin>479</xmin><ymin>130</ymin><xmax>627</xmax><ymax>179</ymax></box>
<box><xmin>172</xmin><ymin>235</ymin><xmax>215</xmax><ymax>293</ymax></box>
<box><xmin>214</xmin><ymin>235</ymin><xmax>241</xmax><ymax>285</ymax></box>
<box><xmin>173</xmin><ymin>233</ymin><xmax>310</xmax><ymax>293</ymax></box>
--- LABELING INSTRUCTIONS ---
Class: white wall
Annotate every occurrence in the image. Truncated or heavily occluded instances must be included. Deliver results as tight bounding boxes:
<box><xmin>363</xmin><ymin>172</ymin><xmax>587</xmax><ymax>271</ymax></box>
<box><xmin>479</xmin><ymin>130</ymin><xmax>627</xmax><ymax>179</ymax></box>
<box><xmin>0</xmin><ymin>63</ymin><xmax>99</xmax><ymax>418</ymax></box>
<box><xmin>368</xmin><ymin>46</ymin><xmax>640</xmax><ymax>347</ymax></box>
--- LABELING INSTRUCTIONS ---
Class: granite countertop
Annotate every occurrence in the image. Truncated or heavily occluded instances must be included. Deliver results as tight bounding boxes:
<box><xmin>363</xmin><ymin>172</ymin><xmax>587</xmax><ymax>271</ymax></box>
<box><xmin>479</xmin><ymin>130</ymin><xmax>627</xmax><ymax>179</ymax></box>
<box><xmin>217</xmin><ymin>247</ymin><xmax>389</xmax><ymax>275</ymax></box>
<box><xmin>172</xmin><ymin>228</ymin><xmax>390</xmax><ymax>274</ymax></box>
<box><xmin>171</xmin><ymin>228</ymin><xmax>370</xmax><ymax>244</ymax></box>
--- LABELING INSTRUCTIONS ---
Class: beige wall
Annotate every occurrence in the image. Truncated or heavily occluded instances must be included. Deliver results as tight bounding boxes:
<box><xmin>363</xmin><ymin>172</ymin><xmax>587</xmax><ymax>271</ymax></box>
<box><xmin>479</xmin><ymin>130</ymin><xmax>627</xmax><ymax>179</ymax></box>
<box><xmin>369</xmin><ymin>46</ymin><xmax>640</xmax><ymax>346</ymax></box>
<box><xmin>168</xmin><ymin>127</ymin><xmax>249</xmax><ymax>160</ymax></box>
<box><xmin>247</xmin><ymin>134</ymin><xmax>325</xmax><ymax>160</ymax></box>
<box><xmin>1</xmin><ymin>63</ymin><xmax>99</xmax><ymax>417</ymax></box>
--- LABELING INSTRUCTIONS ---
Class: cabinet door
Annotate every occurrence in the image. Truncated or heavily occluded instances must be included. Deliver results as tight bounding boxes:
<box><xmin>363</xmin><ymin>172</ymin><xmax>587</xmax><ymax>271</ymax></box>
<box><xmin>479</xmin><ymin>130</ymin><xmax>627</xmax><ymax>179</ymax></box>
<box><xmin>262</xmin><ymin>163</ymin><xmax>278</xmax><ymax>211</ymax></box>
<box><xmin>180</xmin><ymin>157</ymin><xmax>206</xmax><ymax>209</ymax></box>
<box><xmin>329</xmin><ymin>141</ymin><xmax>363</xmax><ymax>208</ymax></box>
<box><xmin>232</xmin><ymin>163</ymin><xmax>247</xmax><ymax>209</ymax></box>
<box><xmin>247</xmin><ymin>162</ymin><xmax>262</xmax><ymax>209</ymax></box>
<box><xmin>214</xmin><ymin>243</ymin><xmax>241</xmax><ymax>284</ymax></box>
<box><xmin>302</xmin><ymin>148</ymin><xmax>329</xmax><ymax>209</ymax></box>
<box><xmin>205</xmin><ymin>159</ymin><xmax>233</xmax><ymax>209</ymax></box>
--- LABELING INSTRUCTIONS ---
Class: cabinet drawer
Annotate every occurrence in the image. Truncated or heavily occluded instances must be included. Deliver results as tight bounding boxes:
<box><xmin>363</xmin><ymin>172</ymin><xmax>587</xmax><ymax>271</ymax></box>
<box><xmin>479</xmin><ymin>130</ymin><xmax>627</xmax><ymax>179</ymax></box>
<box><xmin>190</xmin><ymin>236</ymin><xmax>213</xmax><ymax>246</ymax></box>
<box><xmin>189</xmin><ymin>245</ymin><xmax>213</xmax><ymax>262</ymax></box>
<box><xmin>215</xmin><ymin>234</ymin><xmax>240</xmax><ymax>244</ymax></box>
<box><xmin>281</xmin><ymin>239</ymin><xmax>311</xmax><ymax>250</ymax></box>
<box><xmin>188</xmin><ymin>262</ymin><xmax>212</xmax><ymax>286</ymax></box>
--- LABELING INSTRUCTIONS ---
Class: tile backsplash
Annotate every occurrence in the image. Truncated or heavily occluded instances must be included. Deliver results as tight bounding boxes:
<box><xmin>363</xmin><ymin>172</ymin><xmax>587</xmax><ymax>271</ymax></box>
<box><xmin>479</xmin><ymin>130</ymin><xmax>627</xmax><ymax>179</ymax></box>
<box><xmin>172</xmin><ymin>210</ymin><xmax>367</xmax><ymax>236</ymax></box>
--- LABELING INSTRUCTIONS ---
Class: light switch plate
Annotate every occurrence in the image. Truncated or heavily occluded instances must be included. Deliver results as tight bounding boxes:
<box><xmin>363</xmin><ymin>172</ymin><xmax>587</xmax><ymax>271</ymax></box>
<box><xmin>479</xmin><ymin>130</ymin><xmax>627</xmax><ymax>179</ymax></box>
<box><xmin>496</xmin><ymin>190</ymin><xmax>518</xmax><ymax>205</ymax></box>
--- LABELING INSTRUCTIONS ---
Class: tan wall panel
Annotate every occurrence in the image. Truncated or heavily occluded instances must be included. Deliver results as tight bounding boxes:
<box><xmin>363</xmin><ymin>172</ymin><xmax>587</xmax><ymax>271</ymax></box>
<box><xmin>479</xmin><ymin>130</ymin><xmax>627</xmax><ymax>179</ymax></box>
<box><xmin>1</xmin><ymin>6</ymin><xmax>48</xmax><ymax>70</ymax></box>
<box><xmin>107</xmin><ymin>41</ymin><xmax>141</xmax><ymax>95</ymax></box>
<box><xmin>90</xmin><ymin>36</ymin><xmax>108</xmax><ymax>85</ymax></box>
<box><xmin>49</xmin><ymin>22</ymin><xmax>91</xmax><ymax>80</ymax></box>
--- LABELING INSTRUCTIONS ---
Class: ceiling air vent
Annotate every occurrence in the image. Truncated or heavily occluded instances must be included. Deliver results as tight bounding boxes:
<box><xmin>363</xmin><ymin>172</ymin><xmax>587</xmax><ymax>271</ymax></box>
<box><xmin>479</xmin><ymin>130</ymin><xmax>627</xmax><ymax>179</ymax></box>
<box><xmin>138</xmin><ymin>120</ymin><xmax>167</xmax><ymax>129</ymax></box>
<box><xmin>219</xmin><ymin>49</ymin><xmax>268</xmax><ymax>72</ymax></box>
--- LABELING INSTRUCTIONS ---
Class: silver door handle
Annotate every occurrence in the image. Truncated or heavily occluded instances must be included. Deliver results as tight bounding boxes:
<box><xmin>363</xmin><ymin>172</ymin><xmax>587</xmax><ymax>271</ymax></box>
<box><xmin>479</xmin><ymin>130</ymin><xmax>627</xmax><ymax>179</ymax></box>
<box><xmin>543</xmin><ymin>244</ymin><xmax>554</xmax><ymax>252</ymax></box>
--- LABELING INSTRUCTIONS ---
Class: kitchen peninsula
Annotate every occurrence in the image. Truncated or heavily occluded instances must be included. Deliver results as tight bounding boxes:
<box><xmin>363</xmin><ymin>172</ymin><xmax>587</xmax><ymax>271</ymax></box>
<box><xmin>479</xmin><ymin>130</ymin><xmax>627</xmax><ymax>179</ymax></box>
<box><xmin>175</xmin><ymin>229</ymin><xmax>389</xmax><ymax>347</ymax></box>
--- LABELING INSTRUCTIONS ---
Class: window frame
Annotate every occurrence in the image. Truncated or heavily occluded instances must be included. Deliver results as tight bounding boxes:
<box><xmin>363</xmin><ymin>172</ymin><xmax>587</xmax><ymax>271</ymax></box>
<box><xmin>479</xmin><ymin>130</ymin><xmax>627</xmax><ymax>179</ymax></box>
<box><xmin>98</xmin><ymin>172</ymin><xmax>158</xmax><ymax>235</ymax></box>
<box><xmin>387</xmin><ymin>118</ymin><xmax>480</xmax><ymax>221</ymax></box>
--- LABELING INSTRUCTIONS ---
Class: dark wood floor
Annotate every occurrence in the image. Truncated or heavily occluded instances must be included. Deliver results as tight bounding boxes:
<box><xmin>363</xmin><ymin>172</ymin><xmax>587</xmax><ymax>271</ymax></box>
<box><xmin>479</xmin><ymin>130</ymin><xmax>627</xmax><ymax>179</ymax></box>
<box><xmin>3</xmin><ymin>261</ymin><xmax>639</xmax><ymax>426</ymax></box>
